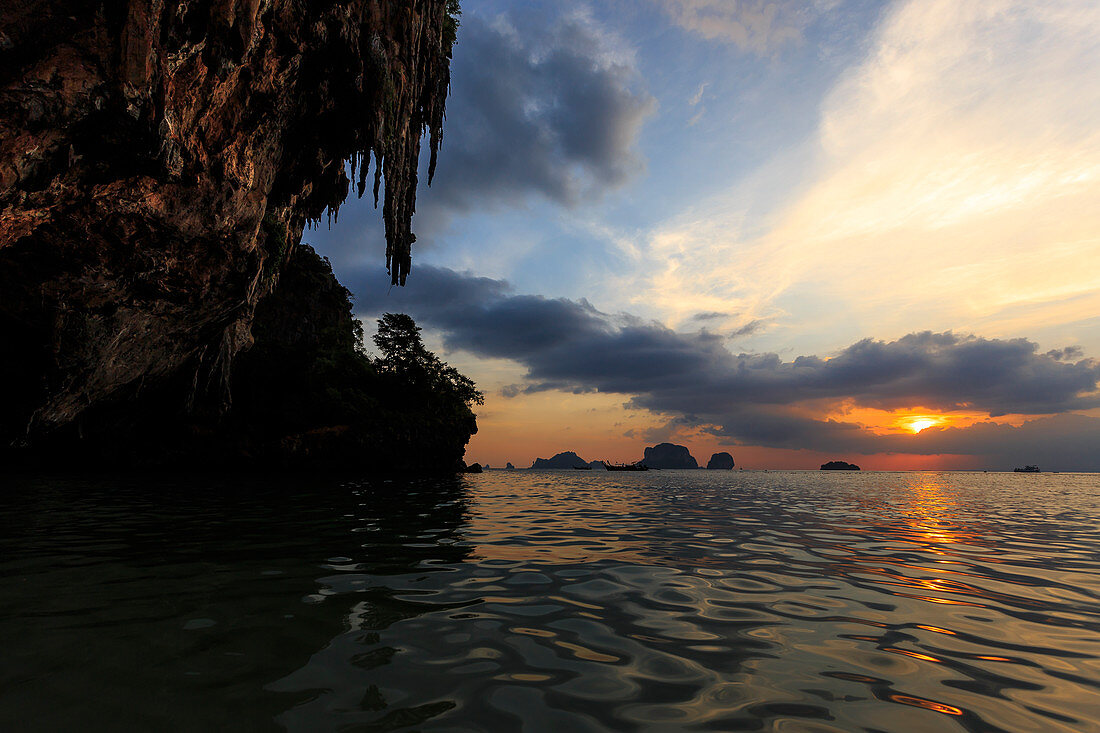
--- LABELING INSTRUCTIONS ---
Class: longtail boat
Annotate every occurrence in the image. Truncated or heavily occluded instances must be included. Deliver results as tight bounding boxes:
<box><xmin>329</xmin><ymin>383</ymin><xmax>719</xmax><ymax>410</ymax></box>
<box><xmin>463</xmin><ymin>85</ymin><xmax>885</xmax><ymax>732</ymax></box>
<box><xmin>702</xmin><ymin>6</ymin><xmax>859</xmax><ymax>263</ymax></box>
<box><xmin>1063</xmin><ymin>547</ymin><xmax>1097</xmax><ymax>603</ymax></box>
<box><xmin>604</xmin><ymin>461</ymin><xmax>649</xmax><ymax>471</ymax></box>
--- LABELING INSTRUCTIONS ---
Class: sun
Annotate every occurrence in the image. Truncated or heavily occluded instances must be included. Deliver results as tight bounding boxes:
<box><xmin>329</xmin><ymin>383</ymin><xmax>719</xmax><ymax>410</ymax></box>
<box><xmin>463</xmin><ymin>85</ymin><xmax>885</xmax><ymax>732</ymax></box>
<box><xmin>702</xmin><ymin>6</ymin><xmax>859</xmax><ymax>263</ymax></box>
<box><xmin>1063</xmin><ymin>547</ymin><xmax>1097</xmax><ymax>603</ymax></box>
<box><xmin>907</xmin><ymin>417</ymin><xmax>940</xmax><ymax>433</ymax></box>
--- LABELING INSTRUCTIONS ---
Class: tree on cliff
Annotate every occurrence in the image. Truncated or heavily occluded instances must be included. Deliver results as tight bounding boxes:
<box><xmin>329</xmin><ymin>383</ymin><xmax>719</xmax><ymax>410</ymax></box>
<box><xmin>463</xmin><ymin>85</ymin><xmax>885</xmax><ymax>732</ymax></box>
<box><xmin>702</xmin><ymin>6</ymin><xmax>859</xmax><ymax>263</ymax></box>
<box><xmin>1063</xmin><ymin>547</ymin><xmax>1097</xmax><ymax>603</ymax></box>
<box><xmin>228</xmin><ymin>250</ymin><xmax>481</xmax><ymax>471</ymax></box>
<box><xmin>373</xmin><ymin>313</ymin><xmax>483</xmax><ymax>409</ymax></box>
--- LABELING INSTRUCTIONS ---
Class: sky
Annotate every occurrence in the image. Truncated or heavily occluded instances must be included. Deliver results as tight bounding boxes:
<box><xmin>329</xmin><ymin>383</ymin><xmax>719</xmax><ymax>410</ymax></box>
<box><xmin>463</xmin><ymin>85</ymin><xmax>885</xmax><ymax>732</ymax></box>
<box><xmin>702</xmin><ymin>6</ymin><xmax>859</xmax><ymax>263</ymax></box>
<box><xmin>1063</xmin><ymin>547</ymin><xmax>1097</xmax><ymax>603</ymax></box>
<box><xmin>311</xmin><ymin>0</ymin><xmax>1100</xmax><ymax>471</ymax></box>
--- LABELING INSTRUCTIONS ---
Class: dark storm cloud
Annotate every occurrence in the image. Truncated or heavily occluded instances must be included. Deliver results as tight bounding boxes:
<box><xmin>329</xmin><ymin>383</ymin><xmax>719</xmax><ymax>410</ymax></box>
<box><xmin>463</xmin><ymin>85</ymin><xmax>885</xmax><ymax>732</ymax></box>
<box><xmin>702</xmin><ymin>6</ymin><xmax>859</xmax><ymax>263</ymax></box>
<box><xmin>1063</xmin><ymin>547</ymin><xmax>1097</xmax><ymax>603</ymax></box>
<box><xmin>350</xmin><ymin>265</ymin><xmax>1100</xmax><ymax>467</ymax></box>
<box><xmin>426</xmin><ymin>11</ymin><xmax>655</xmax><ymax>214</ymax></box>
<box><xmin>352</xmin><ymin>265</ymin><xmax>1100</xmax><ymax>413</ymax></box>
<box><xmin>1047</xmin><ymin>346</ymin><xmax>1084</xmax><ymax>362</ymax></box>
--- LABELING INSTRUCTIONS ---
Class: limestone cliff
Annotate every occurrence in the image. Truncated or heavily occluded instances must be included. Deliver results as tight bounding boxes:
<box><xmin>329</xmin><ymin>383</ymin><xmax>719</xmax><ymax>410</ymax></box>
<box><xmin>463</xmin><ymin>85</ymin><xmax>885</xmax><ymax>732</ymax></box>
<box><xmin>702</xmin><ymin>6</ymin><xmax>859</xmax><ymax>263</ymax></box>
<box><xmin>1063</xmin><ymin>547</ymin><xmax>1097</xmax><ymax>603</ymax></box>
<box><xmin>642</xmin><ymin>443</ymin><xmax>699</xmax><ymax>469</ymax></box>
<box><xmin>0</xmin><ymin>1</ymin><xmax>461</xmax><ymax>464</ymax></box>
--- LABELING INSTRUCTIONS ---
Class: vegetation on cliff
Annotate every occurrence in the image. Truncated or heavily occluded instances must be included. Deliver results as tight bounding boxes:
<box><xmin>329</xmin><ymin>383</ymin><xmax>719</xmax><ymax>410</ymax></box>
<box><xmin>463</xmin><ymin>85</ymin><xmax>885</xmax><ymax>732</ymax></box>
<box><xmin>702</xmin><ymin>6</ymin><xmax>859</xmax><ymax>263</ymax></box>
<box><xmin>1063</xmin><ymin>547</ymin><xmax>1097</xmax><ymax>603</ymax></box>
<box><xmin>230</xmin><ymin>247</ymin><xmax>480</xmax><ymax>471</ymax></box>
<box><xmin>7</xmin><ymin>245</ymin><xmax>480</xmax><ymax>469</ymax></box>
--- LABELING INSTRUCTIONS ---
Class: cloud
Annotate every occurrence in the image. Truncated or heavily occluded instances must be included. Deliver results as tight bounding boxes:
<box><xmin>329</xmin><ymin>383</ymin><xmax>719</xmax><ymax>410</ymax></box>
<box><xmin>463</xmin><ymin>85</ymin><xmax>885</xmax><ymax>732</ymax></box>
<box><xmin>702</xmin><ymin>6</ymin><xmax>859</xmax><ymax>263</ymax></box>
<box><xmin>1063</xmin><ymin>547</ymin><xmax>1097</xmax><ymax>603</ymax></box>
<box><xmin>656</xmin><ymin>0</ymin><xmax>805</xmax><ymax>55</ymax></box>
<box><xmin>689</xmin><ymin>82</ymin><xmax>708</xmax><ymax>107</ymax></box>
<box><xmin>687</xmin><ymin>81</ymin><xmax>708</xmax><ymax>126</ymax></box>
<box><xmin>349</xmin><ymin>264</ymin><xmax>1100</xmax><ymax>468</ymax></box>
<box><xmin>1047</xmin><ymin>346</ymin><xmax>1085</xmax><ymax>362</ymax></box>
<box><xmin>635</xmin><ymin>0</ymin><xmax>1100</xmax><ymax>342</ymax></box>
<box><xmin>424</xmin><ymin>11</ymin><xmax>655</xmax><ymax>217</ymax></box>
<box><xmin>729</xmin><ymin>320</ymin><xmax>763</xmax><ymax>337</ymax></box>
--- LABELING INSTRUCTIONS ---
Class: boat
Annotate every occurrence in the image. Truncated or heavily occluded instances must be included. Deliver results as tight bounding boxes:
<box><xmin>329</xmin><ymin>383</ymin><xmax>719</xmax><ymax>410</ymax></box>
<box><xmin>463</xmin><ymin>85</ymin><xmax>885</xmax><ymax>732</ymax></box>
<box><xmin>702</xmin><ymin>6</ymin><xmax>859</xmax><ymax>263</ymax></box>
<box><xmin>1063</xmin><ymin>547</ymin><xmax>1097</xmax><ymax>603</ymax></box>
<box><xmin>573</xmin><ymin>465</ymin><xmax>593</xmax><ymax>470</ymax></box>
<box><xmin>1013</xmin><ymin>465</ymin><xmax>1041</xmax><ymax>473</ymax></box>
<box><xmin>604</xmin><ymin>461</ymin><xmax>649</xmax><ymax>471</ymax></box>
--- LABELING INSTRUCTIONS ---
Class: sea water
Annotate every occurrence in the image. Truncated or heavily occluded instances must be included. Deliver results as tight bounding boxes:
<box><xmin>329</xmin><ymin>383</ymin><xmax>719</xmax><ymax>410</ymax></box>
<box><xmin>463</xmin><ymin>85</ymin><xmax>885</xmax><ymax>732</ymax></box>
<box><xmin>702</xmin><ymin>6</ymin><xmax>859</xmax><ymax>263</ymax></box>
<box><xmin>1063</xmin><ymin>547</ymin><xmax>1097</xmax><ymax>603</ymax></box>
<box><xmin>1</xmin><ymin>470</ymin><xmax>1098</xmax><ymax>731</ymax></box>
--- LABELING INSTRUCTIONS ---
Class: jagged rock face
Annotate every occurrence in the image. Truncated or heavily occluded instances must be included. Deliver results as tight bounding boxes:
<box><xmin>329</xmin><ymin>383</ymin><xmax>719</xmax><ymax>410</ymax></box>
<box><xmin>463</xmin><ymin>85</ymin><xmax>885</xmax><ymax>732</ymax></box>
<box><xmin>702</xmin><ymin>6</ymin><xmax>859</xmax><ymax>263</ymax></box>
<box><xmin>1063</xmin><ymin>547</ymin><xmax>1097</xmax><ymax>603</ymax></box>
<box><xmin>0</xmin><ymin>1</ymin><xmax>453</xmax><ymax>450</ymax></box>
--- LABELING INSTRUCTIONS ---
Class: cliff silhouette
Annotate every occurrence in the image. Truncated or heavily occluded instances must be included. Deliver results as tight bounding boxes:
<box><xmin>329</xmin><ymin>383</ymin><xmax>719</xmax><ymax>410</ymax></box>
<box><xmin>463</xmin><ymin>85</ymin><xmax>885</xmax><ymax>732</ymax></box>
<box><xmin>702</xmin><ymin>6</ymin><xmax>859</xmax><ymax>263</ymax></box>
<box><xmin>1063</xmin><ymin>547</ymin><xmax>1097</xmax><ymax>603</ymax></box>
<box><xmin>642</xmin><ymin>443</ymin><xmax>699</xmax><ymax>469</ymax></box>
<box><xmin>0</xmin><ymin>1</ymin><xmax>469</xmax><ymax>468</ymax></box>
<box><xmin>531</xmin><ymin>451</ymin><xmax>589</xmax><ymax>469</ymax></box>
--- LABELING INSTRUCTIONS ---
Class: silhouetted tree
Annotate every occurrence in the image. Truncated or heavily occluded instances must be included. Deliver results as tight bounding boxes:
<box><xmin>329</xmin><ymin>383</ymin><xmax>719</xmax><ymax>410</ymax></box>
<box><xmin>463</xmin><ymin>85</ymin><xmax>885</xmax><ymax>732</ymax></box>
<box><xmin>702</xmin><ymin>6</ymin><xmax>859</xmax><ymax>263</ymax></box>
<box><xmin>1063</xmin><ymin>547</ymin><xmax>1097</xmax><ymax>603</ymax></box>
<box><xmin>374</xmin><ymin>313</ymin><xmax>430</xmax><ymax>372</ymax></box>
<box><xmin>373</xmin><ymin>312</ymin><xmax>483</xmax><ymax>408</ymax></box>
<box><xmin>227</xmin><ymin>249</ymin><xmax>480</xmax><ymax>471</ymax></box>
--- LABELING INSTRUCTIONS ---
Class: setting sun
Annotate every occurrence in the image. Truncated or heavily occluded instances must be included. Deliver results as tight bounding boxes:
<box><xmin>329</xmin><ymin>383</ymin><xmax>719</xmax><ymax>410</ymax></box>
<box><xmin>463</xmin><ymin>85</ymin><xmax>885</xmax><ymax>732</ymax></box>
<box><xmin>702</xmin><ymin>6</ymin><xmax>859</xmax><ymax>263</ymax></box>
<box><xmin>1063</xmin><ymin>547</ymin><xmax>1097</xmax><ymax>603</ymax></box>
<box><xmin>907</xmin><ymin>417</ymin><xmax>943</xmax><ymax>433</ymax></box>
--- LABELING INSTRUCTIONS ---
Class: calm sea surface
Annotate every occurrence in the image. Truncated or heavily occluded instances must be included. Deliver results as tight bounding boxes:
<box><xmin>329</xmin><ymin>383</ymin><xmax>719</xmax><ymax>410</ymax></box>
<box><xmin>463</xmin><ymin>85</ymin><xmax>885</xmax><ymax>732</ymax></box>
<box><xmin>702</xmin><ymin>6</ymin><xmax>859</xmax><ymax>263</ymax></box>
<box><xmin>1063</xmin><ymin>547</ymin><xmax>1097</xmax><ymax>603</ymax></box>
<box><xmin>2</xmin><ymin>470</ymin><xmax>1099</xmax><ymax>731</ymax></box>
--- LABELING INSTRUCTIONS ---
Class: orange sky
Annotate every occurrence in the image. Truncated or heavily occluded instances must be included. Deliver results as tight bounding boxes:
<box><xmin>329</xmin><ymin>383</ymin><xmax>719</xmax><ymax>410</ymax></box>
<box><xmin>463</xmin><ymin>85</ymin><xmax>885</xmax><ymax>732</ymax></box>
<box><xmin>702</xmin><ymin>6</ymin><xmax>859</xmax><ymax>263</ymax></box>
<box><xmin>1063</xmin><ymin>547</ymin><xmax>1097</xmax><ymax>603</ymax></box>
<box><xmin>463</xmin><ymin>388</ymin><xmax>1015</xmax><ymax>470</ymax></box>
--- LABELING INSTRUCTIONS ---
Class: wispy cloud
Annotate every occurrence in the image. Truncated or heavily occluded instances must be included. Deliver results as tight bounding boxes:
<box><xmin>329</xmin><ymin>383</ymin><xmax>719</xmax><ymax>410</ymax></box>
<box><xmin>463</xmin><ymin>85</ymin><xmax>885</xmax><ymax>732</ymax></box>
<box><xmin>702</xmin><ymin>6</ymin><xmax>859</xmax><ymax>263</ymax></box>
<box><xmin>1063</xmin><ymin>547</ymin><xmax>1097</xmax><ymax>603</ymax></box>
<box><xmin>636</xmin><ymin>0</ymin><xmax>1100</xmax><ymax>341</ymax></box>
<box><xmin>656</xmin><ymin>0</ymin><xmax>805</xmax><ymax>55</ymax></box>
<box><xmin>687</xmin><ymin>81</ymin><xmax>708</xmax><ymax>125</ymax></box>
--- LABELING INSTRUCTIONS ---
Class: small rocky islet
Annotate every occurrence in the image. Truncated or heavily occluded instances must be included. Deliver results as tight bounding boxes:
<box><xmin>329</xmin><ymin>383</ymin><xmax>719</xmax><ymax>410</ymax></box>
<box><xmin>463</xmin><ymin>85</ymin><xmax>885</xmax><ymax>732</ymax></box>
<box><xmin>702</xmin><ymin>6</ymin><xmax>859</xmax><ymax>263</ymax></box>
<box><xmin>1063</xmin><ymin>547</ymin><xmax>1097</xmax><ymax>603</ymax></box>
<box><xmin>524</xmin><ymin>444</ymin><xmax>737</xmax><ymax>471</ymax></box>
<box><xmin>820</xmin><ymin>460</ymin><xmax>861</xmax><ymax>471</ymax></box>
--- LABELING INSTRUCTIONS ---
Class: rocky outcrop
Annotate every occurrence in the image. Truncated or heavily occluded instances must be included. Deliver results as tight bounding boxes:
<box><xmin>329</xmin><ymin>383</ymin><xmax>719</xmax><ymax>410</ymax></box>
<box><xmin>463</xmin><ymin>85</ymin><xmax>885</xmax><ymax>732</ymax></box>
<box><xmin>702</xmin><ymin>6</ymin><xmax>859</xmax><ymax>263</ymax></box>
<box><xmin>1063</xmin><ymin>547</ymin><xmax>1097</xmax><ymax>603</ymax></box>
<box><xmin>0</xmin><ymin>1</ymin><xmax>459</xmax><ymax>463</ymax></box>
<box><xmin>706</xmin><ymin>452</ymin><xmax>735</xmax><ymax>469</ymax></box>
<box><xmin>7</xmin><ymin>244</ymin><xmax>478</xmax><ymax>469</ymax></box>
<box><xmin>820</xmin><ymin>460</ymin><xmax>860</xmax><ymax>471</ymax></box>
<box><xmin>531</xmin><ymin>451</ymin><xmax>588</xmax><ymax>469</ymax></box>
<box><xmin>642</xmin><ymin>443</ymin><xmax>698</xmax><ymax>469</ymax></box>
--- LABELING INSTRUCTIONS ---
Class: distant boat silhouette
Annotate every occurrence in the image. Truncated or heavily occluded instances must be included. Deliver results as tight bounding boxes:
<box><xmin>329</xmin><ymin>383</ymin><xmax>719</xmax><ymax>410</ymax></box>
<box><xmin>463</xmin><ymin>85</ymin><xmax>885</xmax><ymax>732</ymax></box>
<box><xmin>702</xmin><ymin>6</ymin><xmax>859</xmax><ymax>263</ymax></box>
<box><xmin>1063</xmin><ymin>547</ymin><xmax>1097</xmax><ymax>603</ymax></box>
<box><xmin>1014</xmin><ymin>465</ymin><xmax>1041</xmax><ymax>473</ymax></box>
<box><xmin>604</xmin><ymin>461</ymin><xmax>649</xmax><ymax>471</ymax></box>
<box><xmin>573</xmin><ymin>465</ymin><xmax>592</xmax><ymax>470</ymax></box>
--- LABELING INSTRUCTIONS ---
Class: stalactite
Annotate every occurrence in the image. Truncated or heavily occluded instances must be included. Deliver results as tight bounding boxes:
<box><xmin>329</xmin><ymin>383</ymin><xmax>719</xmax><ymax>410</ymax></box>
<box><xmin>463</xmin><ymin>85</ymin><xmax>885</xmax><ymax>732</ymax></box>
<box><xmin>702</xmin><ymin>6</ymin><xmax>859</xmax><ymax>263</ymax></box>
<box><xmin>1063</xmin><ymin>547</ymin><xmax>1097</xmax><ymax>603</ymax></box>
<box><xmin>300</xmin><ymin>0</ymin><xmax>456</xmax><ymax>286</ymax></box>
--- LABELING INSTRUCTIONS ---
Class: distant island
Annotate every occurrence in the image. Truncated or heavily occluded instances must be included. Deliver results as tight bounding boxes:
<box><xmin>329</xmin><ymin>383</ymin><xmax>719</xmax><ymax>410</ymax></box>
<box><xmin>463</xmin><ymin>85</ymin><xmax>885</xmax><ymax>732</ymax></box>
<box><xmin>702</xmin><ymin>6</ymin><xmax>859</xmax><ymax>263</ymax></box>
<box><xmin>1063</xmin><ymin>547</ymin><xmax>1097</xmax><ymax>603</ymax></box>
<box><xmin>531</xmin><ymin>451</ymin><xmax>592</xmax><ymax>469</ymax></box>
<box><xmin>820</xmin><ymin>461</ymin><xmax>861</xmax><ymax>471</ymax></box>
<box><xmin>642</xmin><ymin>443</ymin><xmax>699</xmax><ymax>469</ymax></box>
<box><xmin>707</xmin><ymin>452</ymin><xmax>735</xmax><ymax>469</ymax></box>
<box><xmin>526</xmin><ymin>444</ymin><xmax>740</xmax><ymax>470</ymax></box>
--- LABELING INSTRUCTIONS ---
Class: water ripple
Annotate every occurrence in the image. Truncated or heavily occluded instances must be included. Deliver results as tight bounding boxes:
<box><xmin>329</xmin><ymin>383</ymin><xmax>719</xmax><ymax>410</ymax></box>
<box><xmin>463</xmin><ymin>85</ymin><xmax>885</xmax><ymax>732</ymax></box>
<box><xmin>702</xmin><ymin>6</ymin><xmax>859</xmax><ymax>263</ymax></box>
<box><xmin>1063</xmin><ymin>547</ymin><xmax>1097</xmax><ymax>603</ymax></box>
<box><xmin>1</xmin><ymin>470</ymin><xmax>1098</xmax><ymax>731</ymax></box>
